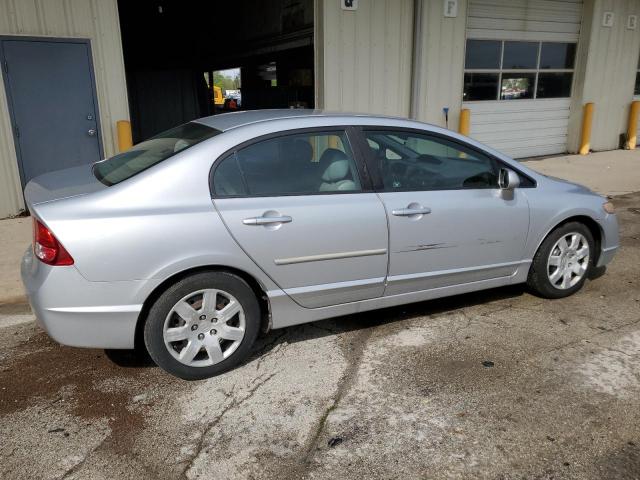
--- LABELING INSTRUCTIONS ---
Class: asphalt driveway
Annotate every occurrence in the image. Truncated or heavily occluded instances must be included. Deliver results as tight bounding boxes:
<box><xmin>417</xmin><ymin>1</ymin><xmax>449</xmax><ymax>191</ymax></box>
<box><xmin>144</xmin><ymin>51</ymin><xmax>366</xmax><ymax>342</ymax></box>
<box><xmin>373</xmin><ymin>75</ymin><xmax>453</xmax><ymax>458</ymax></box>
<box><xmin>1</xmin><ymin>191</ymin><xmax>639</xmax><ymax>480</ymax></box>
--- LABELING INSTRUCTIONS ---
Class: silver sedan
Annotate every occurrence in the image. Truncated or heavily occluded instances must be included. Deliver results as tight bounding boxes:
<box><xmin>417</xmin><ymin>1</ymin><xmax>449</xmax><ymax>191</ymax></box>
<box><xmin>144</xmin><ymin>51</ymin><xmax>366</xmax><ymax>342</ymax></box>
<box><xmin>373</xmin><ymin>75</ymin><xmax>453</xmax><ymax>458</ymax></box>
<box><xmin>21</xmin><ymin>110</ymin><xmax>619</xmax><ymax>379</ymax></box>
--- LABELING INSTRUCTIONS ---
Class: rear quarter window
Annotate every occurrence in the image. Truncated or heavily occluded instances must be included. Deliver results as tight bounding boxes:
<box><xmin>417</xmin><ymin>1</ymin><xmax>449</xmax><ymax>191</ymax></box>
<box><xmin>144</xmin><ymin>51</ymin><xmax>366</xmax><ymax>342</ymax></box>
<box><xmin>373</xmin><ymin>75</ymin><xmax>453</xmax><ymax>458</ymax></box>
<box><xmin>94</xmin><ymin>122</ymin><xmax>220</xmax><ymax>186</ymax></box>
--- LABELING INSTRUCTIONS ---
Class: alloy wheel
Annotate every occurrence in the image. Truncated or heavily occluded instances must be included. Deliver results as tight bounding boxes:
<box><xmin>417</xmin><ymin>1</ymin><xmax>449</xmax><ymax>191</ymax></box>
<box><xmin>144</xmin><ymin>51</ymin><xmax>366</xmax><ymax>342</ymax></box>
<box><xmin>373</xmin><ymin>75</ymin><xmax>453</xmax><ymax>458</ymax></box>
<box><xmin>163</xmin><ymin>288</ymin><xmax>245</xmax><ymax>367</ymax></box>
<box><xmin>546</xmin><ymin>232</ymin><xmax>590</xmax><ymax>290</ymax></box>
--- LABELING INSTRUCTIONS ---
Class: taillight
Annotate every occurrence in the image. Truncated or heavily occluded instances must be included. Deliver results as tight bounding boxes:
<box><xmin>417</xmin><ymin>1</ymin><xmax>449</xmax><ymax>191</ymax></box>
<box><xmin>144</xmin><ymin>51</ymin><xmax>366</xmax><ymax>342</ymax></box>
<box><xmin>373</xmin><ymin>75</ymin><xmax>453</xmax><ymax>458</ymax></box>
<box><xmin>33</xmin><ymin>219</ymin><xmax>74</xmax><ymax>266</ymax></box>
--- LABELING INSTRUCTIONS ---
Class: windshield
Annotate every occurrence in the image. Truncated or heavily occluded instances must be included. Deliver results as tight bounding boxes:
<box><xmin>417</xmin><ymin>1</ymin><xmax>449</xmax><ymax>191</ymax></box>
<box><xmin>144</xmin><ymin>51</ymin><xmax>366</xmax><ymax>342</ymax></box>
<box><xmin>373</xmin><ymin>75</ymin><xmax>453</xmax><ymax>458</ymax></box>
<box><xmin>93</xmin><ymin>122</ymin><xmax>221</xmax><ymax>186</ymax></box>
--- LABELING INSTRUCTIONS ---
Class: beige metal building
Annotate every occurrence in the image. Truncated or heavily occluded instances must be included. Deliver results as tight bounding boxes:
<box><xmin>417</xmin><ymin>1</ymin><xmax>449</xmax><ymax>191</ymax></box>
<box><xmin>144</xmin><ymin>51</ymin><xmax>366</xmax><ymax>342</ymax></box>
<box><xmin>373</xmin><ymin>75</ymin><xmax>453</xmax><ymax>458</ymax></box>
<box><xmin>1</xmin><ymin>0</ymin><xmax>639</xmax><ymax>218</ymax></box>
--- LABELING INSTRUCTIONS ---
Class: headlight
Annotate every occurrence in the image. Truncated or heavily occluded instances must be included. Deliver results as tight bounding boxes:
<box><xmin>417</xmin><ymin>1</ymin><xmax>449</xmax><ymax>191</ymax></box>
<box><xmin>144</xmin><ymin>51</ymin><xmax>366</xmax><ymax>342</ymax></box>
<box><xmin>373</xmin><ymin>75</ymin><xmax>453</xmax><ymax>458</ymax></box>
<box><xmin>602</xmin><ymin>201</ymin><xmax>615</xmax><ymax>214</ymax></box>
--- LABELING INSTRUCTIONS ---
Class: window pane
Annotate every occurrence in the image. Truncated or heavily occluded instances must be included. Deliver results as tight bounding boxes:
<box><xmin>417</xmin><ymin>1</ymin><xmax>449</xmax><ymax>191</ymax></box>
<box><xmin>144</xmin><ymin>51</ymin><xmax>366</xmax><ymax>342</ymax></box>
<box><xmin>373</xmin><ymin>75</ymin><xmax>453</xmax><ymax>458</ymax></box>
<box><xmin>502</xmin><ymin>42</ymin><xmax>539</xmax><ymax>69</ymax></box>
<box><xmin>363</xmin><ymin>130</ymin><xmax>498</xmax><ymax>191</ymax></box>
<box><xmin>229</xmin><ymin>132</ymin><xmax>361</xmax><ymax>196</ymax></box>
<box><xmin>500</xmin><ymin>73</ymin><xmax>535</xmax><ymax>100</ymax></box>
<box><xmin>540</xmin><ymin>43</ymin><xmax>576</xmax><ymax>69</ymax></box>
<box><xmin>463</xmin><ymin>73</ymin><xmax>499</xmax><ymax>101</ymax></box>
<box><xmin>536</xmin><ymin>72</ymin><xmax>573</xmax><ymax>98</ymax></box>
<box><xmin>94</xmin><ymin>123</ymin><xmax>220</xmax><ymax>186</ymax></box>
<box><xmin>213</xmin><ymin>154</ymin><xmax>248</xmax><ymax>196</ymax></box>
<box><xmin>465</xmin><ymin>40</ymin><xmax>501</xmax><ymax>69</ymax></box>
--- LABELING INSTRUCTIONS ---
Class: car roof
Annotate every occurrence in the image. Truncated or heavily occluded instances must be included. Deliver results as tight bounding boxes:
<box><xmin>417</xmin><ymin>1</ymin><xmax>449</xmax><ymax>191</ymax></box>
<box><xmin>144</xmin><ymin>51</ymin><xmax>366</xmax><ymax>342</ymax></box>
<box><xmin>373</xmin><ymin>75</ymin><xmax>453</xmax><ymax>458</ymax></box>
<box><xmin>194</xmin><ymin>109</ymin><xmax>408</xmax><ymax>132</ymax></box>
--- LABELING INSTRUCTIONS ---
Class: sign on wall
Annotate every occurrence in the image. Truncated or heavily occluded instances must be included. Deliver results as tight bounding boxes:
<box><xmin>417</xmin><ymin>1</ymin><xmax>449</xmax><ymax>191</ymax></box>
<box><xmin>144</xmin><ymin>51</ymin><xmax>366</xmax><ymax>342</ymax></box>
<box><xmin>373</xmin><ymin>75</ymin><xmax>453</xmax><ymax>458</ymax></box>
<box><xmin>444</xmin><ymin>0</ymin><xmax>458</xmax><ymax>18</ymax></box>
<box><xmin>341</xmin><ymin>0</ymin><xmax>358</xmax><ymax>11</ymax></box>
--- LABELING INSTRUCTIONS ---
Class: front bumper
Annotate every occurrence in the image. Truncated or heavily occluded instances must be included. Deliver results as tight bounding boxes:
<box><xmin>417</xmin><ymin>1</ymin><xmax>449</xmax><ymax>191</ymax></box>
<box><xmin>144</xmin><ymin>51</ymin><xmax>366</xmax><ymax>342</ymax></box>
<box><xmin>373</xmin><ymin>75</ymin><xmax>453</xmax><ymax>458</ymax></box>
<box><xmin>596</xmin><ymin>213</ymin><xmax>620</xmax><ymax>268</ymax></box>
<box><xmin>21</xmin><ymin>248</ymin><xmax>159</xmax><ymax>349</ymax></box>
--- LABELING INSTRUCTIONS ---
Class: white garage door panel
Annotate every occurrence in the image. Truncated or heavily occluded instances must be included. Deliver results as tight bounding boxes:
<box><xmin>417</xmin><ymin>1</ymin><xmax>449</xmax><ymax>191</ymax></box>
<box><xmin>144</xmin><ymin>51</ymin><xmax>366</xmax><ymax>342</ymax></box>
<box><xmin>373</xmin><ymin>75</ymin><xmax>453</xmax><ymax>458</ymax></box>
<box><xmin>469</xmin><ymin>5</ymin><xmax>582</xmax><ymax>20</ymax></box>
<box><xmin>496</xmin><ymin>143</ymin><xmax>569</xmax><ymax>159</ymax></box>
<box><xmin>468</xmin><ymin>19</ymin><xmax>580</xmax><ymax>35</ymax></box>
<box><xmin>475</xmin><ymin>127</ymin><xmax>568</xmax><ymax>143</ymax></box>
<box><xmin>472</xmin><ymin>118</ymin><xmax>569</xmax><ymax>134</ymax></box>
<box><xmin>463</xmin><ymin>99</ymin><xmax>571</xmax><ymax>158</ymax></box>
<box><xmin>468</xmin><ymin>0</ymin><xmax>582</xmax><ymax>41</ymax></box>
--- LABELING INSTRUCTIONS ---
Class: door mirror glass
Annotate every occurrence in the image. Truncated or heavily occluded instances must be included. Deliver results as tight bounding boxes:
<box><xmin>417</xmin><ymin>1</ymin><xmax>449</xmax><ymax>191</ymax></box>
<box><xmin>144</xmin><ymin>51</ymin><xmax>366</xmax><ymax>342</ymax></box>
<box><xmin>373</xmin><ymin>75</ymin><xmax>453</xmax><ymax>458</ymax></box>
<box><xmin>499</xmin><ymin>168</ymin><xmax>520</xmax><ymax>190</ymax></box>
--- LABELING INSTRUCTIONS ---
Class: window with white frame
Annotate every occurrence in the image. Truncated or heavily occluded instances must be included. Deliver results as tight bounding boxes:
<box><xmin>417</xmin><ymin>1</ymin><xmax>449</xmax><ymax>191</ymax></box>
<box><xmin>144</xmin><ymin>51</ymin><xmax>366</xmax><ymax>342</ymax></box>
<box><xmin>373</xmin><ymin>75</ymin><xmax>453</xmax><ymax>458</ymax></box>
<box><xmin>463</xmin><ymin>40</ymin><xmax>576</xmax><ymax>101</ymax></box>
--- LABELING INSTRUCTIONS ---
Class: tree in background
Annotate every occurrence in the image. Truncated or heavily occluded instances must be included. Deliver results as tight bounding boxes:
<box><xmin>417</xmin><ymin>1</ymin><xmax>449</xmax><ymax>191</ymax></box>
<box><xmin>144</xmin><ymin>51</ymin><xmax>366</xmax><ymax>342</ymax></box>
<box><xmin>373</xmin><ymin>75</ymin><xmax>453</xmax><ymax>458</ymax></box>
<box><xmin>213</xmin><ymin>69</ymin><xmax>241</xmax><ymax>93</ymax></box>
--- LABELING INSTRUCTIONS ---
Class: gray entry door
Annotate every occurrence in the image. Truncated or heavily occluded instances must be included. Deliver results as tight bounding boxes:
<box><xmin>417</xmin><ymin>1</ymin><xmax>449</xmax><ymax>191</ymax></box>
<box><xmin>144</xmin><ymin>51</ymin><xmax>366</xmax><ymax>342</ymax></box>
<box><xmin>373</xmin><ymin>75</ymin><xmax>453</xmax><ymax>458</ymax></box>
<box><xmin>1</xmin><ymin>38</ymin><xmax>102</xmax><ymax>187</ymax></box>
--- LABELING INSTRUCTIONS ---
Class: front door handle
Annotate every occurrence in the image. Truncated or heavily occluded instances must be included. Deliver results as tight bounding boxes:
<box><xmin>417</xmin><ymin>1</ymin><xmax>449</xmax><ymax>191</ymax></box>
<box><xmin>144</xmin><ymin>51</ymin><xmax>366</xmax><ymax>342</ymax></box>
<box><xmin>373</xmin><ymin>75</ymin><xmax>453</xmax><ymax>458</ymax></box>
<box><xmin>392</xmin><ymin>206</ymin><xmax>431</xmax><ymax>216</ymax></box>
<box><xmin>243</xmin><ymin>215</ymin><xmax>292</xmax><ymax>226</ymax></box>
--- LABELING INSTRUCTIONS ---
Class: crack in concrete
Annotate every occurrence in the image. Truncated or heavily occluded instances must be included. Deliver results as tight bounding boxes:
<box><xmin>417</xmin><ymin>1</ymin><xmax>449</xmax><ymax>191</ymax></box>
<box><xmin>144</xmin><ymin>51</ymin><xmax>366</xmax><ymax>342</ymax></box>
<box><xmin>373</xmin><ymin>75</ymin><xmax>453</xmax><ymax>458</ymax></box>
<box><xmin>252</xmin><ymin>330</ymin><xmax>288</xmax><ymax>371</ymax></box>
<box><xmin>179</xmin><ymin>371</ymin><xmax>277</xmax><ymax>479</ymax></box>
<box><xmin>291</xmin><ymin>326</ymin><xmax>376</xmax><ymax>476</ymax></box>
<box><xmin>58</xmin><ymin>436</ymin><xmax>108</xmax><ymax>480</ymax></box>
<box><xmin>545</xmin><ymin>317</ymin><xmax>640</xmax><ymax>354</ymax></box>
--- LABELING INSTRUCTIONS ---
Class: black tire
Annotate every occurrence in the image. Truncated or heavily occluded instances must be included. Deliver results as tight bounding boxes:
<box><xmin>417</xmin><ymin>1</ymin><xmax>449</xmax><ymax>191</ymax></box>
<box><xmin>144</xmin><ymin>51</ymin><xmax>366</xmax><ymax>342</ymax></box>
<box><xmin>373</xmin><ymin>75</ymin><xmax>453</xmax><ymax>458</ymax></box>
<box><xmin>144</xmin><ymin>271</ymin><xmax>260</xmax><ymax>380</ymax></box>
<box><xmin>527</xmin><ymin>221</ymin><xmax>595</xmax><ymax>299</ymax></box>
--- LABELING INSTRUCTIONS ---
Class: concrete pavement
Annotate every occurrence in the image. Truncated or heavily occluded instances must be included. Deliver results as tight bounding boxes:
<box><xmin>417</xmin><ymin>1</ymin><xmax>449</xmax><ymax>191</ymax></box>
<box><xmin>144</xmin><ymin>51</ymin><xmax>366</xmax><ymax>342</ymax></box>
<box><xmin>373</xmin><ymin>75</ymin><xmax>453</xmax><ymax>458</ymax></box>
<box><xmin>522</xmin><ymin>149</ymin><xmax>640</xmax><ymax>197</ymax></box>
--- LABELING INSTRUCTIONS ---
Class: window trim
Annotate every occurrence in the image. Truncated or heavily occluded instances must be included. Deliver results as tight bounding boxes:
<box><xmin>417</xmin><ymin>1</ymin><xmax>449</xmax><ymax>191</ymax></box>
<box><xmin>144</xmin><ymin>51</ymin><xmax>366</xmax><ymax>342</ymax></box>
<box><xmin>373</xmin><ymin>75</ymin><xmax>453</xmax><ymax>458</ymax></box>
<box><xmin>352</xmin><ymin>126</ymin><xmax>537</xmax><ymax>192</ymax></box>
<box><xmin>209</xmin><ymin>126</ymin><xmax>374</xmax><ymax>199</ymax></box>
<box><xmin>463</xmin><ymin>39</ymin><xmax>576</xmax><ymax>102</ymax></box>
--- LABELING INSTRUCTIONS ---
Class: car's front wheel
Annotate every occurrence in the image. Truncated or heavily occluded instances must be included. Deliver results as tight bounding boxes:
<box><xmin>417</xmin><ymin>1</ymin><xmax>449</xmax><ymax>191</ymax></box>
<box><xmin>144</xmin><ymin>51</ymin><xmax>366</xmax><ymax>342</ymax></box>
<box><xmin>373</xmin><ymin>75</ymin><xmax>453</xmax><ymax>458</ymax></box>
<box><xmin>527</xmin><ymin>221</ymin><xmax>594</xmax><ymax>299</ymax></box>
<box><xmin>144</xmin><ymin>271</ymin><xmax>260</xmax><ymax>380</ymax></box>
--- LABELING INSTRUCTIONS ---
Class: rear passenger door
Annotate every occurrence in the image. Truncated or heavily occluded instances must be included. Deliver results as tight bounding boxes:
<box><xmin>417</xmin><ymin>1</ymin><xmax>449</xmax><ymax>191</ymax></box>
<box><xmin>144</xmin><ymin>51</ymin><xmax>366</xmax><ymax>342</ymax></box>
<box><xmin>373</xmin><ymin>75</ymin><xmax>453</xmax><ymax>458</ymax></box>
<box><xmin>212</xmin><ymin>128</ymin><xmax>389</xmax><ymax>308</ymax></box>
<box><xmin>359</xmin><ymin>128</ymin><xmax>530</xmax><ymax>296</ymax></box>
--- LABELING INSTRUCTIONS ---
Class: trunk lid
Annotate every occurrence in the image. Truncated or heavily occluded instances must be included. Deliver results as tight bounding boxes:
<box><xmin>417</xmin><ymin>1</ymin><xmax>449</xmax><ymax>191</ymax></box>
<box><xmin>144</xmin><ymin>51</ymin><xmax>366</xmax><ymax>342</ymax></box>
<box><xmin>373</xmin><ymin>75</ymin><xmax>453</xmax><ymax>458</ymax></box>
<box><xmin>23</xmin><ymin>163</ymin><xmax>106</xmax><ymax>209</ymax></box>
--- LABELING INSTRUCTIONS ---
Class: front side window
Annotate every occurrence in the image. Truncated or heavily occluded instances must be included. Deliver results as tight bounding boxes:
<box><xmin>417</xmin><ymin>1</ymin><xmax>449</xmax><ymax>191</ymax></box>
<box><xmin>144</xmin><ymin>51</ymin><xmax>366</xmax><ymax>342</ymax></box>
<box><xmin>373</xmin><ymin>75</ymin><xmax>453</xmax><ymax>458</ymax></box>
<box><xmin>363</xmin><ymin>130</ymin><xmax>498</xmax><ymax>191</ymax></box>
<box><xmin>212</xmin><ymin>131</ymin><xmax>362</xmax><ymax>197</ymax></box>
<box><xmin>463</xmin><ymin>40</ymin><xmax>576</xmax><ymax>101</ymax></box>
<box><xmin>94</xmin><ymin>122</ymin><xmax>220</xmax><ymax>185</ymax></box>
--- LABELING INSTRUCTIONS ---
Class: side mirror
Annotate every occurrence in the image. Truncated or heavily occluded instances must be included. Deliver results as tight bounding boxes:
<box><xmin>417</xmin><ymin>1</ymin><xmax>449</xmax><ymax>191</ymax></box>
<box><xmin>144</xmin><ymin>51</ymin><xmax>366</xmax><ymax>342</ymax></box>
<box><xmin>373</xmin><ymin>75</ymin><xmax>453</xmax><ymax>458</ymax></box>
<box><xmin>498</xmin><ymin>168</ymin><xmax>520</xmax><ymax>190</ymax></box>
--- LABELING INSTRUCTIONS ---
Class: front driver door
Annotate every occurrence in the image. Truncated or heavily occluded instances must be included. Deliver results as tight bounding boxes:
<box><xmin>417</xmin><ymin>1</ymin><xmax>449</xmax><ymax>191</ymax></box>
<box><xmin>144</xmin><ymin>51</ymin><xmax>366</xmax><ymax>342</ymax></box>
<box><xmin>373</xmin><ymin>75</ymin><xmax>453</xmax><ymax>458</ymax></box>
<box><xmin>212</xmin><ymin>128</ymin><xmax>389</xmax><ymax>308</ymax></box>
<box><xmin>360</xmin><ymin>128</ymin><xmax>530</xmax><ymax>296</ymax></box>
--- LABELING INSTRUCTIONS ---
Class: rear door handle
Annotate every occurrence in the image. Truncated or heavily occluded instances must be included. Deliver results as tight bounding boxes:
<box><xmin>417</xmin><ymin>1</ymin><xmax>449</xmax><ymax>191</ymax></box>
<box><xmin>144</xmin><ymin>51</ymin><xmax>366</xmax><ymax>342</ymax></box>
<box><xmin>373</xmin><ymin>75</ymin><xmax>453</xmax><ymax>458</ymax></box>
<box><xmin>243</xmin><ymin>215</ymin><xmax>292</xmax><ymax>225</ymax></box>
<box><xmin>392</xmin><ymin>207</ymin><xmax>431</xmax><ymax>216</ymax></box>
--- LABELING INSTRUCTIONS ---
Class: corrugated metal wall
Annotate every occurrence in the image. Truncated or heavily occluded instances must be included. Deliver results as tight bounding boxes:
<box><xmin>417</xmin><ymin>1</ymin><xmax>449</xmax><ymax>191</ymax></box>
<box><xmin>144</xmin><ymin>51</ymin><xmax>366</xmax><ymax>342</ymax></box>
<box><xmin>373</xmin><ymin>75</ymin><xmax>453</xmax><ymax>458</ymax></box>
<box><xmin>319</xmin><ymin>0</ymin><xmax>414</xmax><ymax>116</ymax></box>
<box><xmin>567</xmin><ymin>0</ymin><xmax>640</xmax><ymax>152</ymax></box>
<box><xmin>0</xmin><ymin>0</ymin><xmax>128</xmax><ymax>217</ymax></box>
<box><xmin>412</xmin><ymin>0</ymin><xmax>468</xmax><ymax>129</ymax></box>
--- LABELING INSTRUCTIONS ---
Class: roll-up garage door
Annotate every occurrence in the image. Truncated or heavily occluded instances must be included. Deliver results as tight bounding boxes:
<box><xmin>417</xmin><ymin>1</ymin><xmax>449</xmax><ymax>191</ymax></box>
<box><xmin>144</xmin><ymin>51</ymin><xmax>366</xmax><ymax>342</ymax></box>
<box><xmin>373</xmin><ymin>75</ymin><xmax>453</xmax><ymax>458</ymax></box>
<box><xmin>462</xmin><ymin>0</ymin><xmax>583</xmax><ymax>158</ymax></box>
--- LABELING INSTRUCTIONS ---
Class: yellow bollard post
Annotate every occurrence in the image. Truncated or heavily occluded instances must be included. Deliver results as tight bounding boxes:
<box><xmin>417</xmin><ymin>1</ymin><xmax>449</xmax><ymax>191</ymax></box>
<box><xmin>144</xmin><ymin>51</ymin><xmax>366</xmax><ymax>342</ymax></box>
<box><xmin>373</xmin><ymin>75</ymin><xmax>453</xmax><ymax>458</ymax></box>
<box><xmin>579</xmin><ymin>103</ymin><xmax>594</xmax><ymax>155</ymax></box>
<box><xmin>459</xmin><ymin>109</ymin><xmax>470</xmax><ymax>136</ymax></box>
<box><xmin>626</xmin><ymin>101</ymin><xmax>640</xmax><ymax>149</ymax></box>
<box><xmin>117</xmin><ymin>120</ymin><xmax>133</xmax><ymax>152</ymax></box>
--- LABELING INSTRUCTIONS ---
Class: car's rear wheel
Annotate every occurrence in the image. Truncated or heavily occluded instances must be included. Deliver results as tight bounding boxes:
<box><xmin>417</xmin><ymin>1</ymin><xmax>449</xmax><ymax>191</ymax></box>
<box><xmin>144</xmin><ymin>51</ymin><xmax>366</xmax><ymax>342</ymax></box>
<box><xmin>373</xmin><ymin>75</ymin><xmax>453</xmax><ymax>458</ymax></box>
<box><xmin>144</xmin><ymin>271</ymin><xmax>260</xmax><ymax>380</ymax></box>
<box><xmin>527</xmin><ymin>222</ymin><xmax>594</xmax><ymax>299</ymax></box>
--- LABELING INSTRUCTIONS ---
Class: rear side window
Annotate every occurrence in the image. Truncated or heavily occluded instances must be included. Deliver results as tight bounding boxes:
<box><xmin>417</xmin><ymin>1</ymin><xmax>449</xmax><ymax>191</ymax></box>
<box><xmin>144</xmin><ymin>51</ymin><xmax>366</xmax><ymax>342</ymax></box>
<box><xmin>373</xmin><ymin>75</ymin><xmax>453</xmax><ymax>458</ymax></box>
<box><xmin>94</xmin><ymin>122</ymin><xmax>220</xmax><ymax>186</ymax></box>
<box><xmin>212</xmin><ymin>131</ymin><xmax>362</xmax><ymax>197</ymax></box>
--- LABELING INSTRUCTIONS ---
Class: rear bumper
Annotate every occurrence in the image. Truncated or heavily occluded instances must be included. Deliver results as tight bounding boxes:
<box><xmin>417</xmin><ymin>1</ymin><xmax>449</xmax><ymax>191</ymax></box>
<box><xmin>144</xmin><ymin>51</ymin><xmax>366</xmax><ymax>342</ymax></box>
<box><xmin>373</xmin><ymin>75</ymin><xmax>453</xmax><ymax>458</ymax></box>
<box><xmin>21</xmin><ymin>248</ymin><xmax>158</xmax><ymax>349</ymax></box>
